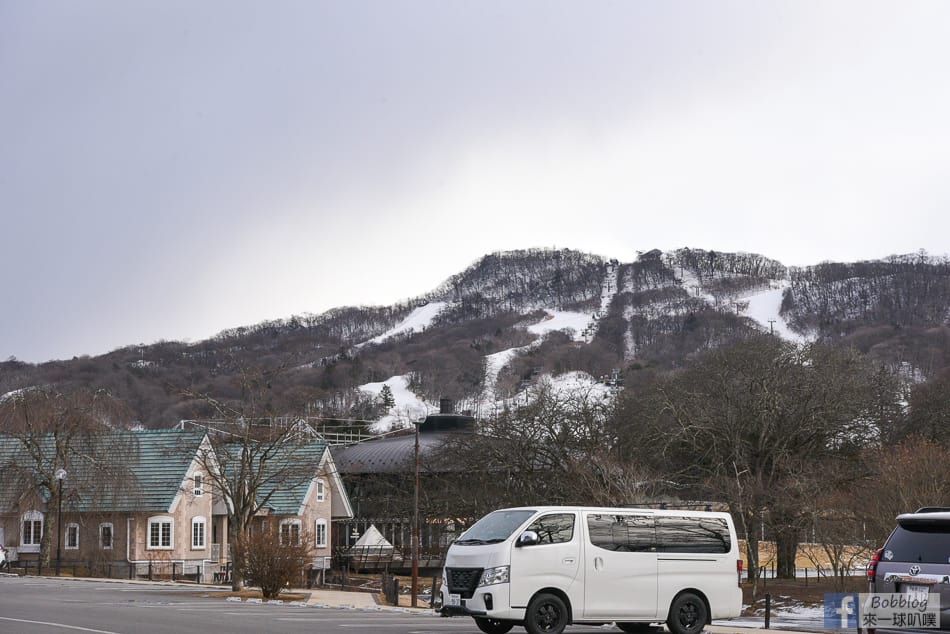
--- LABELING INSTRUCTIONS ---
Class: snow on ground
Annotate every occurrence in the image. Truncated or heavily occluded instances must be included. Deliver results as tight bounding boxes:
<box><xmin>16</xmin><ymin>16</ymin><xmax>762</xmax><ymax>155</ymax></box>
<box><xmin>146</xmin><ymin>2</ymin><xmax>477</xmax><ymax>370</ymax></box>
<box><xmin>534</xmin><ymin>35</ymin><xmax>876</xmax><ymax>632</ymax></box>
<box><xmin>482</xmin><ymin>266</ymin><xmax>620</xmax><ymax>406</ymax></box>
<box><xmin>679</xmin><ymin>269</ymin><xmax>717</xmax><ymax>304</ymax></box>
<box><xmin>678</xmin><ymin>272</ymin><xmax>813</xmax><ymax>344</ymax></box>
<box><xmin>721</xmin><ymin>604</ymin><xmax>825</xmax><ymax>629</ymax></box>
<box><xmin>357</xmin><ymin>301</ymin><xmax>447</xmax><ymax>348</ymax></box>
<box><xmin>598</xmin><ymin>262</ymin><xmax>619</xmax><ymax>315</ymax></box>
<box><xmin>527</xmin><ymin>310</ymin><xmax>592</xmax><ymax>342</ymax></box>
<box><xmin>0</xmin><ymin>387</ymin><xmax>33</xmax><ymax>403</ymax></box>
<box><xmin>738</xmin><ymin>282</ymin><xmax>813</xmax><ymax>343</ymax></box>
<box><xmin>361</xmin><ymin>270</ymin><xmax>818</xmax><ymax>433</ymax></box>
<box><xmin>542</xmin><ymin>370</ymin><xmax>614</xmax><ymax>400</ymax></box>
<box><xmin>365</xmin><ymin>281</ymin><xmax>621</xmax><ymax>430</ymax></box>
<box><xmin>358</xmin><ymin>375</ymin><xmax>432</xmax><ymax>433</ymax></box>
<box><xmin>484</xmin><ymin>370</ymin><xmax>614</xmax><ymax>416</ymax></box>
<box><xmin>482</xmin><ymin>346</ymin><xmax>530</xmax><ymax>402</ymax></box>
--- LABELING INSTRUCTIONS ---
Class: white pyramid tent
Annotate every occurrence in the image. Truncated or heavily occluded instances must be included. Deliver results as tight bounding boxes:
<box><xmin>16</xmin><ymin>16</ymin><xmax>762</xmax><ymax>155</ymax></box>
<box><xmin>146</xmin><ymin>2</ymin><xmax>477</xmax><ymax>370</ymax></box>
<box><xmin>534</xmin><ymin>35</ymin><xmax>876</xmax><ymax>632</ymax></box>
<box><xmin>352</xmin><ymin>524</ymin><xmax>393</xmax><ymax>551</ymax></box>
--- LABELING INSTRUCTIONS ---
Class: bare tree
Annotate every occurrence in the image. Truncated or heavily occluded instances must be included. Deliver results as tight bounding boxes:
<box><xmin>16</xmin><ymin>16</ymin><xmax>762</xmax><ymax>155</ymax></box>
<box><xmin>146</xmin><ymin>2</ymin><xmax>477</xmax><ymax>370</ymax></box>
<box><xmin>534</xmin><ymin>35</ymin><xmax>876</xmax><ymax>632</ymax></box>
<box><xmin>853</xmin><ymin>438</ymin><xmax>950</xmax><ymax>546</ymax></box>
<box><xmin>181</xmin><ymin>365</ymin><xmax>323</xmax><ymax>591</ymax></box>
<box><xmin>613</xmin><ymin>336</ymin><xmax>890</xmax><ymax>592</ymax></box>
<box><xmin>0</xmin><ymin>386</ymin><xmax>133</xmax><ymax>563</ymax></box>
<box><xmin>430</xmin><ymin>383</ymin><xmax>656</xmax><ymax>524</ymax></box>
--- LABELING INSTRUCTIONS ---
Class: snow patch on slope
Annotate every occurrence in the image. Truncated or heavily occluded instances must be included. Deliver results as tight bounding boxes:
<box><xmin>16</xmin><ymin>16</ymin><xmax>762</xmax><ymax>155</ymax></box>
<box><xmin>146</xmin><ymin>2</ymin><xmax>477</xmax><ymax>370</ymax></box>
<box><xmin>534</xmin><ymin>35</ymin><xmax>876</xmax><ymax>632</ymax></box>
<box><xmin>679</xmin><ymin>269</ymin><xmax>716</xmax><ymax>303</ymax></box>
<box><xmin>527</xmin><ymin>311</ymin><xmax>591</xmax><ymax>342</ymax></box>
<box><xmin>737</xmin><ymin>282</ymin><xmax>813</xmax><ymax>343</ymax></box>
<box><xmin>358</xmin><ymin>302</ymin><xmax>447</xmax><ymax>347</ymax></box>
<box><xmin>359</xmin><ymin>375</ymin><xmax>432</xmax><ymax>433</ymax></box>
<box><xmin>482</xmin><ymin>346</ymin><xmax>530</xmax><ymax>402</ymax></box>
<box><xmin>484</xmin><ymin>370</ymin><xmax>614</xmax><ymax>417</ymax></box>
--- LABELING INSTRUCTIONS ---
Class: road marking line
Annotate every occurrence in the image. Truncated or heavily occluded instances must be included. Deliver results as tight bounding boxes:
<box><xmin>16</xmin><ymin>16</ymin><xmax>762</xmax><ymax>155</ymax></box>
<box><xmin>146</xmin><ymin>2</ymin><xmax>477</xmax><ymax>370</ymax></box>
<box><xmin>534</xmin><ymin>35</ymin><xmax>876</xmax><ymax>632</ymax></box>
<box><xmin>0</xmin><ymin>616</ymin><xmax>125</xmax><ymax>633</ymax></box>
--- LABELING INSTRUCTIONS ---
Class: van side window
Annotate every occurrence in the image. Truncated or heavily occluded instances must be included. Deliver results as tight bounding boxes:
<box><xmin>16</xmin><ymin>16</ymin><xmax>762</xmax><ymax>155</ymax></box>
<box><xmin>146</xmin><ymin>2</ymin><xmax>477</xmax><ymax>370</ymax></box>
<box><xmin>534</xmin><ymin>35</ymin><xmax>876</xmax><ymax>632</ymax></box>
<box><xmin>587</xmin><ymin>514</ymin><xmax>655</xmax><ymax>552</ymax></box>
<box><xmin>655</xmin><ymin>516</ymin><xmax>731</xmax><ymax>553</ymax></box>
<box><xmin>526</xmin><ymin>513</ymin><xmax>575</xmax><ymax>544</ymax></box>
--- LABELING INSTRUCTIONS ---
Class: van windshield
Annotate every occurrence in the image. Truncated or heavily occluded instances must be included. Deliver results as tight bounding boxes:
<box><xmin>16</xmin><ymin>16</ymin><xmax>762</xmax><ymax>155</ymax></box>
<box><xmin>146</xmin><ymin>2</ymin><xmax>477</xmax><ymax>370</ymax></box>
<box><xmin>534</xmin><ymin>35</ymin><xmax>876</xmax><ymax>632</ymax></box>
<box><xmin>455</xmin><ymin>510</ymin><xmax>535</xmax><ymax>545</ymax></box>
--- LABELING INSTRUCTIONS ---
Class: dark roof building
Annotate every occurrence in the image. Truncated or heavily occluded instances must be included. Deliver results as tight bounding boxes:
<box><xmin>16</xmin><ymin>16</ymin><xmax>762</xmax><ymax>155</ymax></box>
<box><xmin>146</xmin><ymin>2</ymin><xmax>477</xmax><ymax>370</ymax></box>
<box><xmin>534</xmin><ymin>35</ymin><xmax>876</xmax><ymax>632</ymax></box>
<box><xmin>332</xmin><ymin>401</ymin><xmax>475</xmax><ymax>476</ymax></box>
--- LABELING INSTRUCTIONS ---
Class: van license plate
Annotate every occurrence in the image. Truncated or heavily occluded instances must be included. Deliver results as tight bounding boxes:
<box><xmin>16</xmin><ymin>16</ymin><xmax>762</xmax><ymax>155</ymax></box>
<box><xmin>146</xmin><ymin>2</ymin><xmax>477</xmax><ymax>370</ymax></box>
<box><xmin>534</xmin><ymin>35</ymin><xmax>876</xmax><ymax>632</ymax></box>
<box><xmin>904</xmin><ymin>585</ymin><xmax>928</xmax><ymax>601</ymax></box>
<box><xmin>447</xmin><ymin>593</ymin><xmax>461</xmax><ymax>607</ymax></box>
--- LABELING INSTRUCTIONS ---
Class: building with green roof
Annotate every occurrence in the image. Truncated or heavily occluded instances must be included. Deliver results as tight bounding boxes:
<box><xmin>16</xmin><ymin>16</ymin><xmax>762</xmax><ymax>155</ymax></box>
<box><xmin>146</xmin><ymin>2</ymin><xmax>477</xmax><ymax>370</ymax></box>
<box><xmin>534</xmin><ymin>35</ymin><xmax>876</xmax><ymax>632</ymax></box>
<box><xmin>0</xmin><ymin>428</ymin><xmax>353</xmax><ymax>581</ymax></box>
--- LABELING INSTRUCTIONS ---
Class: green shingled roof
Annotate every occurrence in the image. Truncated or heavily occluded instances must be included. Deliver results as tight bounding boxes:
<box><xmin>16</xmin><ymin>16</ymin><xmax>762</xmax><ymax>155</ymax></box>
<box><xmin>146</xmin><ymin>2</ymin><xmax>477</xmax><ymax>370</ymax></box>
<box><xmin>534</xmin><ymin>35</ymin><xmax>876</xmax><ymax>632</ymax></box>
<box><xmin>218</xmin><ymin>440</ymin><xmax>328</xmax><ymax>515</ymax></box>
<box><xmin>0</xmin><ymin>429</ymin><xmax>207</xmax><ymax>513</ymax></box>
<box><xmin>119</xmin><ymin>429</ymin><xmax>207</xmax><ymax>512</ymax></box>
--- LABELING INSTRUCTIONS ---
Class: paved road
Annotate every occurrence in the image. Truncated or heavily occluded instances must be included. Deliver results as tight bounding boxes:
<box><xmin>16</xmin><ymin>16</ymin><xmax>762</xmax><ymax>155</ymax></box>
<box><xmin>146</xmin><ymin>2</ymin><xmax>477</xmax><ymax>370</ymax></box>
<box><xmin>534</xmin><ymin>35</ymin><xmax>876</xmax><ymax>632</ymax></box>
<box><xmin>0</xmin><ymin>576</ymin><xmax>821</xmax><ymax>634</ymax></box>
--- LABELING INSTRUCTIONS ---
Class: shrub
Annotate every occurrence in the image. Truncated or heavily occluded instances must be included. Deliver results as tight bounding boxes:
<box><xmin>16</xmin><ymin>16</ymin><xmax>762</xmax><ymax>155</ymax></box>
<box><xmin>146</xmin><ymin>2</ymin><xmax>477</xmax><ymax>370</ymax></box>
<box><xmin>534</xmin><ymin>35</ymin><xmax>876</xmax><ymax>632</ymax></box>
<box><xmin>231</xmin><ymin>524</ymin><xmax>315</xmax><ymax>599</ymax></box>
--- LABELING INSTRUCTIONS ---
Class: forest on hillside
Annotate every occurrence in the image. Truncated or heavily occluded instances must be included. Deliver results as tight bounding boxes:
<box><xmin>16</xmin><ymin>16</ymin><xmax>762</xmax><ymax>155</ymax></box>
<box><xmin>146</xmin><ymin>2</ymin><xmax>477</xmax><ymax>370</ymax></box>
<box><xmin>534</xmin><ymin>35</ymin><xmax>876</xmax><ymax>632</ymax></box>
<box><xmin>1</xmin><ymin>248</ymin><xmax>948</xmax><ymax>431</ymax></box>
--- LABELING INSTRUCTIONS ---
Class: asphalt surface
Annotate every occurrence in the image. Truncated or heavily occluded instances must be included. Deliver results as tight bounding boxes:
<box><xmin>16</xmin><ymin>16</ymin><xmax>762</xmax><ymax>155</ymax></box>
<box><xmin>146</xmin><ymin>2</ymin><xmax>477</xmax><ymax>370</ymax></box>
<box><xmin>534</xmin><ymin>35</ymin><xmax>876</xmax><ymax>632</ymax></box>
<box><xmin>0</xmin><ymin>574</ymin><xmax>825</xmax><ymax>633</ymax></box>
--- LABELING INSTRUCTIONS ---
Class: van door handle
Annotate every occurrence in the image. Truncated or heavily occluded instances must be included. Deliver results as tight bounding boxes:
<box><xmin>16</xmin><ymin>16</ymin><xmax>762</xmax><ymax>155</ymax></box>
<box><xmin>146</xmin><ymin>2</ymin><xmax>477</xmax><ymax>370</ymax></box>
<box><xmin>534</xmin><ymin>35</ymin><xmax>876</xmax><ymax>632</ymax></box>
<box><xmin>562</xmin><ymin>557</ymin><xmax>575</xmax><ymax>565</ymax></box>
<box><xmin>594</xmin><ymin>556</ymin><xmax>604</xmax><ymax>570</ymax></box>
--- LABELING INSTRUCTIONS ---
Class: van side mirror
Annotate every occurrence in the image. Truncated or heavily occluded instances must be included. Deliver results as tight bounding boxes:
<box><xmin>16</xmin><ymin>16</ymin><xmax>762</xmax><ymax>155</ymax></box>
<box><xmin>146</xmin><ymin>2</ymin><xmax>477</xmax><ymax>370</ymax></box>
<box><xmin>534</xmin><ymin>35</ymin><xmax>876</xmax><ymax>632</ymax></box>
<box><xmin>516</xmin><ymin>530</ymin><xmax>539</xmax><ymax>547</ymax></box>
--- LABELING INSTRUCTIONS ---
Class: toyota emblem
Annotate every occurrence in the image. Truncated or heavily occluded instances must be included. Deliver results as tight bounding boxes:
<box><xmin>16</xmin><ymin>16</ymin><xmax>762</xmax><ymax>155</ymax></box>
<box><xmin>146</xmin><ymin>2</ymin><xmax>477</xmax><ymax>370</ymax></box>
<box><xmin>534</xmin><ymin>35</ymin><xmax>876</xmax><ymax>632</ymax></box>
<box><xmin>910</xmin><ymin>565</ymin><xmax>921</xmax><ymax>576</ymax></box>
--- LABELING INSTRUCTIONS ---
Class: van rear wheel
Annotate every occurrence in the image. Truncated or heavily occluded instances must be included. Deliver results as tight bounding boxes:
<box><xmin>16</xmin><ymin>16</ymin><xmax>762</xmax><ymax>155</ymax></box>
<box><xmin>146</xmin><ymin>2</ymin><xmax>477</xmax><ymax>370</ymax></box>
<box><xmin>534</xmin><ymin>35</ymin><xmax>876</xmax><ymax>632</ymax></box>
<box><xmin>524</xmin><ymin>592</ymin><xmax>569</xmax><ymax>634</ymax></box>
<box><xmin>474</xmin><ymin>617</ymin><xmax>514</xmax><ymax>634</ymax></box>
<box><xmin>667</xmin><ymin>592</ymin><xmax>707</xmax><ymax>634</ymax></box>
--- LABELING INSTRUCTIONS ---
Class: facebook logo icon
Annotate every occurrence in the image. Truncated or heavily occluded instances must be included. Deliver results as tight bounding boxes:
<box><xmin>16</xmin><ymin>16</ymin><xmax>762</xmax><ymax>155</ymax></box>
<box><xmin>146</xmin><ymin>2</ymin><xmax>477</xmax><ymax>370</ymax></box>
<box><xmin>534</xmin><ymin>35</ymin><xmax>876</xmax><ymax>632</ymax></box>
<box><xmin>825</xmin><ymin>593</ymin><xmax>859</xmax><ymax>629</ymax></box>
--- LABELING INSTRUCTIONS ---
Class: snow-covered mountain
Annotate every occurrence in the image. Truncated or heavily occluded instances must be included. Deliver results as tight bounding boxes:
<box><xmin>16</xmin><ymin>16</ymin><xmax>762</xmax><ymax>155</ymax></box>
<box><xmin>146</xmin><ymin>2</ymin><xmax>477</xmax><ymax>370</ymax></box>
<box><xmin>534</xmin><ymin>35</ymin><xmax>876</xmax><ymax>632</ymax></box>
<box><xmin>3</xmin><ymin>247</ymin><xmax>948</xmax><ymax>430</ymax></box>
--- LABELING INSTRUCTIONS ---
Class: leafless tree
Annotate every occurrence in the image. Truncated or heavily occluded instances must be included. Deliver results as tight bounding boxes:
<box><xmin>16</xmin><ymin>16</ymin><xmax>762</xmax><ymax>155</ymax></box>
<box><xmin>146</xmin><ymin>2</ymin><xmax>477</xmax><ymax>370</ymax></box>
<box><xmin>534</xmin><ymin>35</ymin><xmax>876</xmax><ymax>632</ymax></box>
<box><xmin>613</xmin><ymin>336</ymin><xmax>891</xmax><ymax>593</ymax></box>
<box><xmin>181</xmin><ymin>365</ymin><xmax>323</xmax><ymax>591</ymax></box>
<box><xmin>853</xmin><ymin>438</ymin><xmax>950</xmax><ymax>546</ymax></box>
<box><xmin>429</xmin><ymin>384</ymin><xmax>660</xmax><ymax>524</ymax></box>
<box><xmin>0</xmin><ymin>386</ymin><xmax>134</xmax><ymax>563</ymax></box>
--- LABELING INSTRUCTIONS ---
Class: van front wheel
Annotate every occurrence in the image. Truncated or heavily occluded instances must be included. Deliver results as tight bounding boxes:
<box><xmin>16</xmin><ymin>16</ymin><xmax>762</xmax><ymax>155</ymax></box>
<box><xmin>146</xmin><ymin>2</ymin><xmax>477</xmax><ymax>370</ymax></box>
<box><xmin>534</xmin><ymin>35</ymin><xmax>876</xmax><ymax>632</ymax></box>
<box><xmin>667</xmin><ymin>592</ymin><xmax>707</xmax><ymax>634</ymax></box>
<box><xmin>525</xmin><ymin>593</ymin><xmax>568</xmax><ymax>634</ymax></box>
<box><xmin>474</xmin><ymin>618</ymin><xmax>513</xmax><ymax>634</ymax></box>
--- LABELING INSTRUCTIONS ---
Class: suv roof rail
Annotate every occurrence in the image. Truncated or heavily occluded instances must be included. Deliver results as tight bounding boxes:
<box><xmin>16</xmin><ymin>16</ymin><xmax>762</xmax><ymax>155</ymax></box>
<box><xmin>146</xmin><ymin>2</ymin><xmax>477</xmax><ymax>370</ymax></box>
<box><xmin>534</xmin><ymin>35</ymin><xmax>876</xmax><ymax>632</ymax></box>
<box><xmin>915</xmin><ymin>506</ymin><xmax>950</xmax><ymax>513</ymax></box>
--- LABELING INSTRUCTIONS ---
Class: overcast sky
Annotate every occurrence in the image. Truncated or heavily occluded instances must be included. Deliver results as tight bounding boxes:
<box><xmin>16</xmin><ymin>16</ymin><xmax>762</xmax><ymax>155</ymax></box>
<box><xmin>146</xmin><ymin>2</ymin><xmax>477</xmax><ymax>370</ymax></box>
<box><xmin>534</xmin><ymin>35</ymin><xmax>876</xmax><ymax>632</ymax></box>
<box><xmin>3</xmin><ymin>1</ymin><xmax>949</xmax><ymax>363</ymax></box>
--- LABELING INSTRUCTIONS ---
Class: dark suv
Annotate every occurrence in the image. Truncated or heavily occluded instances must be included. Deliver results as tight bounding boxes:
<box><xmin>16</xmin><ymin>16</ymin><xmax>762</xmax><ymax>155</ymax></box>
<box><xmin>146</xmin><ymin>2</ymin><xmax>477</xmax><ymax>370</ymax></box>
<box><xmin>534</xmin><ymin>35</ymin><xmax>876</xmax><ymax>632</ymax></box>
<box><xmin>864</xmin><ymin>508</ymin><xmax>950</xmax><ymax>632</ymax></box>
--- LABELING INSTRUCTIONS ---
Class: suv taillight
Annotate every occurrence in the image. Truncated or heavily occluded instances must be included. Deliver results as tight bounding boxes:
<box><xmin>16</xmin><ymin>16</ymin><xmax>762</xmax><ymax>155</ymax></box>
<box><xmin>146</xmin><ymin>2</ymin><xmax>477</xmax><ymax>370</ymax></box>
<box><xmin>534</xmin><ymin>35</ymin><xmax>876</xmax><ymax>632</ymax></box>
<box><xmin>737</xmin><ymin>559</ymin><xmax>744</xmax><ymax>586</ymax></box>
<box><xmin>867</xmin><ymin>548</ymin><xmax>883</xmax><ymax>581</ymax></box>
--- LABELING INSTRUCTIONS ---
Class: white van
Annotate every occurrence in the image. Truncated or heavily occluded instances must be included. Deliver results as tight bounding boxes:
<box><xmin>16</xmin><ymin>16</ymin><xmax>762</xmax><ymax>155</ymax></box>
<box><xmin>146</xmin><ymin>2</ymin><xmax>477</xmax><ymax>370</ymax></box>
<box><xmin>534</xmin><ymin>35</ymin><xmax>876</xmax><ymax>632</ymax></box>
<box><xmin>439</xmin><ymin>506</ymin><xmax>743</xmax><ymax>634</ymax></box>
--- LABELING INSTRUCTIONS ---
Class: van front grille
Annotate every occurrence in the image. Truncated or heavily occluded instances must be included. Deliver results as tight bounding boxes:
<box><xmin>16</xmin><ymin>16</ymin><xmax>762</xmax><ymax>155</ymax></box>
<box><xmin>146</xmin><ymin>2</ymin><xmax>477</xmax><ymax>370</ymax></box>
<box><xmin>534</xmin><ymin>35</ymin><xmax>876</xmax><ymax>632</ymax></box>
<box><xmin>446</xmin><ymin>567</ymin><xmax>483</xmax><ymax>598</ymax></box>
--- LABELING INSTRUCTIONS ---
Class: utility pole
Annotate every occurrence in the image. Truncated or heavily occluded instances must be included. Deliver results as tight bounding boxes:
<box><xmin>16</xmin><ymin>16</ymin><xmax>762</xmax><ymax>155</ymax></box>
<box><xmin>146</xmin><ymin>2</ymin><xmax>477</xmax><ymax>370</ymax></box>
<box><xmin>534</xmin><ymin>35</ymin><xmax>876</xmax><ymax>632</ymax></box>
<box><xmin>768</xmin><ymin>319</ymin><xmax>776</xmax><ymax>335</ymax></box>
<box><xmin>411</xmin><ymin>419</ymin><xmax>422</xmax><ymax>608</ymax></box>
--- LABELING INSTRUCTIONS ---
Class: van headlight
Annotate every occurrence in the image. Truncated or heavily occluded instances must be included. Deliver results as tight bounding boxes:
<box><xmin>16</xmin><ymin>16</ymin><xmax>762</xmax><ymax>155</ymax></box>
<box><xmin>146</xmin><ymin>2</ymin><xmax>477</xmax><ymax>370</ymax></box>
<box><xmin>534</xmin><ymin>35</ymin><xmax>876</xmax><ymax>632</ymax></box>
<box><xmin>478</xmin><ymin>566</ymin><xmax>509</xmax><ymax>586</ymax></box>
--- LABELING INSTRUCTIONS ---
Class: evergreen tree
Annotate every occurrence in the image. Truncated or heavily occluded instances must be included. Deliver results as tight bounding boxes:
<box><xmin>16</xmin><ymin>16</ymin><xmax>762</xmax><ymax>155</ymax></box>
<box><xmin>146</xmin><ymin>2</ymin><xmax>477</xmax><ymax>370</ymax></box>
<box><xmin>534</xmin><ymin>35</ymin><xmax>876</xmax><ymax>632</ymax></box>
<box><xmin>379</xmin><ymin>384</ymin><xmax>396</xmax><ymax>409</ymax></box>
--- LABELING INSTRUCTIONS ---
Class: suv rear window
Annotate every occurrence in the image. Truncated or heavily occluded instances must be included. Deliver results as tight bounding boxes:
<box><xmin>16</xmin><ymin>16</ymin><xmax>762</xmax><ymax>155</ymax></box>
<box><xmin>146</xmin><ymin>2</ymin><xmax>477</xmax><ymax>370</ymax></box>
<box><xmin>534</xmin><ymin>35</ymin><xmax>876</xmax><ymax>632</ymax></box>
<box><xmin>884</xmin><ymin>525</ymin><xmax>950</xmax><ymax>564</ymax></box>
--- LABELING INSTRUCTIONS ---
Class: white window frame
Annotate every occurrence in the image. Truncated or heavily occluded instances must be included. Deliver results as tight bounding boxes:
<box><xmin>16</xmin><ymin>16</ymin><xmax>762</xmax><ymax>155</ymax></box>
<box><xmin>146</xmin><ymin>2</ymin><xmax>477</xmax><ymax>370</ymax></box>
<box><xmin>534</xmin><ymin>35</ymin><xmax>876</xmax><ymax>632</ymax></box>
<box><xmin>193</xmin><ymin>473</ymin><xmax>203</xmax><ymax>497</ymax></box>
<box><xmin>99</xmin><ymin>523</ymin><xmax>114</xmax><ymax>550</ymax></box>
<box><xmin>147</xmin><ymin>516</ymin><xmax>174</xmax><ymax>550</ymax></box>
<box><xmin>315</xmin><ymin>519</ymin><xmax>328</xmax><ymax>548</ymax></box>
<box><xmin>65</xmin><ymin>523</ymin><xmax>80</xmax><ymax>550</ymax></box>
<box><xmin>279</xmin><ymin>519</ymin><xmax>302</xmax><ymax>546</ymax></box>
<box><xmin>20</xmin><ymin>510</ymin><xmax>43</xmax><ymax>553</ymax></box>
<box><xmin>315</xmin><ymin>479</ymin><xmax>326</xmax><ymax>502</ymax></box>
<box><xmin>191</xmin><ymin>516</ymin><xmax>206</xmax><ymax>550</ymax></box>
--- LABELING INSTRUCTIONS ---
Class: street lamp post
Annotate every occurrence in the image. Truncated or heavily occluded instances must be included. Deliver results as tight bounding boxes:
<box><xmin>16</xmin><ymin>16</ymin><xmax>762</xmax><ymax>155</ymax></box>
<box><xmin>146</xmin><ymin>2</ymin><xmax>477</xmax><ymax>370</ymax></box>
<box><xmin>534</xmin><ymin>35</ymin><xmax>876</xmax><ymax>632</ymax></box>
<box><xmin>54</xmin><ymin>468</ymin><xmax>67</xmax><ymax>576</ymax></box>
<box><xmin>411</xmin><ymin>418</ymin><xmax>423</xmax><ymax>608</ymax></box>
